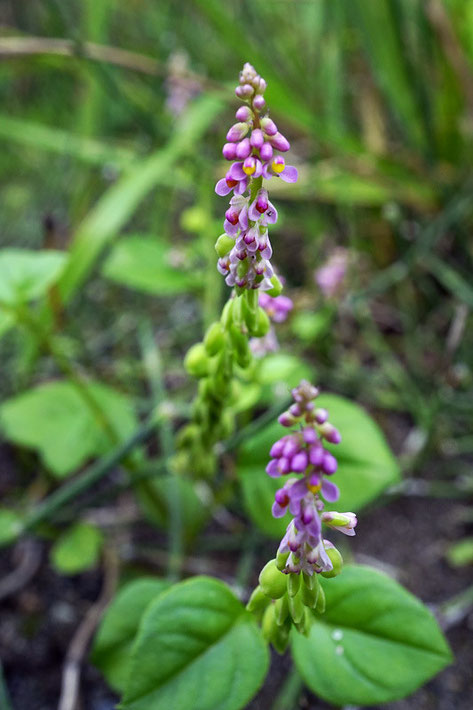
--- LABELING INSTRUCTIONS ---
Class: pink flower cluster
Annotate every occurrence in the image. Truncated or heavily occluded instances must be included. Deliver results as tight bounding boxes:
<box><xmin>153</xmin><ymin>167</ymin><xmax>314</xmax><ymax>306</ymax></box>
<box><xmin>267</xmin><ymin>381</ymin><xmax>357</xmax><ymax>575</ymax></box>
<box><xmin>215</xmin><ymin>63</ymin><xmax>298</xmax><ymax>290</ymax></box>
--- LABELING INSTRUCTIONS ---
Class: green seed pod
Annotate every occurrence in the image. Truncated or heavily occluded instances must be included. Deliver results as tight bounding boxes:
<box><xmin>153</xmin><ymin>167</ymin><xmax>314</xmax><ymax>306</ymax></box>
<box><xmin>274</xmin><ymin>594</ymin><xmax>289</xmax><ymax>626</ymax></box>
<box><xmin>261</xmin><ymin>603</ymin><xmax>278</xmax><ymax>643</ymax></box>
<box><xmin>315</xmin><ymin>583</ymin><xmax>326</xmax><ymax>614</ymax></box>
<box><xmin>215</xmin><ymin>234</ymin><xmax>235</xmax><ymax>258</ymax></box>
<box><xmin>259</xmin><ymin>559</ymin><xmax>288</xmax><ymax>599</ymax></box>
<box><xmin>276</xmin><ymin>550</ymin><xmax>290</xmax><ymax>571</ymax></box>
<box><xmin>295</xmin><ymin>608</ymin><xmax>313</xmax><ymax>637</ymax></box>
<box><xmin>204</xmin><ymin>322</ymin><xmax>225</xmax><ymax>356</ymax></box>
<box><xmin>288</xmin><ymin>589</ymin><xmax>304</xmax><ymax>624</ymax></box>
<box><xmin>301</xmin><ymin>580</ymin><xmax>319</xmax><ymax>609</ymax></box>
<box><xmin>287</xmin><ymin>572</ymin><xmax>301</xmax><ymax>597</ymax></box>
<box><xmin>246</xmin><ymin>585</ymin><xmax>271</xmax><ymax>613</ymax></box>
<box><xmin>266</xmin><ymin>274</ymin><xmax>283</xmax><ymax>297</ymax></box>
<box><xmin>321</xmin><ymin>547</ymin><xmax>343</xmax><ymax>579</ymax></box>
<box><xmin>229</xmin><ymin>324</ymin><xmax>252</xmax><ymax>368</ymax></box>
<box><xmin>250</xmin><ymin>307</ymin><xmax>271</xmax><ymax>337</ymax></box>
<box><xmin>272</xmin><ymin>620</ymin><xmax>291</xmax><ymax>654</ymax></box>
<box><xmin>184</xmin><ymin>343</ymin><xmax>209</xmax><ymax>377</ymax></box>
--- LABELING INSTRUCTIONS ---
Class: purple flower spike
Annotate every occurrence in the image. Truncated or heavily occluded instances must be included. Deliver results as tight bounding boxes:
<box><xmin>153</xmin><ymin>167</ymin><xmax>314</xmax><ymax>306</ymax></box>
<box><xmin>303</xmin><ymin>427</ymin><xmax>318</xmax><ymax>445</ymax></box>
<box><xmin>270</xmin><ymin>437</ymin><xmax>287</xmax><ymax>458</ymax></box>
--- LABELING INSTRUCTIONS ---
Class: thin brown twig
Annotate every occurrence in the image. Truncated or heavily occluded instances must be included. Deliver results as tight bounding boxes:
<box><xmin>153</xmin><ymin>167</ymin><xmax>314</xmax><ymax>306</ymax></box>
<box><xmin>0</xmin><ymin>35</ymin><xmax>220</xmax><ymax>90</ymax></box>
<box><xmin>58</xmin><ymin>546</ymin><xmax>119</xmax><ymax>710</ymax></box>
<box><xmin>0</xmin><ymin>539</ymin><xmax>42</xmax><ymax>602</ymax></box>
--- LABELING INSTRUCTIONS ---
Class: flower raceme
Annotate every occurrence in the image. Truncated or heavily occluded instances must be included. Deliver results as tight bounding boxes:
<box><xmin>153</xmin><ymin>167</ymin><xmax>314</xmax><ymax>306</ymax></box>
<box><xmin>215</xmin><ymin>63</ymin><xmax>298</xmax><ymax>291</ymax></box>
<box><xmin>247</xmin><ymin>381</ymin><xmax>358</xmax><ymax>652</ymax></box>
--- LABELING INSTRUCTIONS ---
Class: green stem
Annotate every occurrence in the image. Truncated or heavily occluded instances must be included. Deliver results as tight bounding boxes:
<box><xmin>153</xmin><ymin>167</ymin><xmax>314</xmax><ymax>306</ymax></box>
<box><xmin>272</xmin><ymin>667</ymin><xmax>303</xmax><ymax>710</ymax></box>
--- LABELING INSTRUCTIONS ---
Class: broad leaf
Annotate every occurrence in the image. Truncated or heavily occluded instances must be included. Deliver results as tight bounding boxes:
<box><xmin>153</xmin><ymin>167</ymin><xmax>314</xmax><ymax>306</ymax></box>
<box><xmin>51</xmin><ymin>522</ymin><xmax>103</xmax><ymax>575</ymax></box>
<box><xmin>102</xmin><ymin>236</ymin><xmax>201</xmax><ymax>295</ymax></box>
<box><xmin>92</xmin><ymin>577</ymin><xmax>171</xmax><ymax>692</ymax></box>
<box><xmin>0</xmin><ymin>380</ymin><xmax>137</xmax><ymax>477</ymax></box>
<box><xmin>0</xmin><ymin>249</ymin><xmax>66</xmax><ymax>306</ymax></box>
<box><xmin>237</xmin><ymin>394</ymin><xmax>400</xmax><ymax>538</ymax></box>
<box><xmin>122</xmin><ymin>576</ymin><xmax>269</xmax><ymax>710</ymax></box>
<box><xmin>292</xmin><ymin>565</ymin><xmax>452</xmax><ymax>706</ymax></box>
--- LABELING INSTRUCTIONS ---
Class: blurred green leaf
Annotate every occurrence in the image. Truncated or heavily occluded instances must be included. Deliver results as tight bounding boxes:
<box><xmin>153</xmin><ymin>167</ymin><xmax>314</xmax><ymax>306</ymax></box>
<box><xmin>58</xmin><ymin>95</ymin><xmax>223</xmax><ymax>305</ymax></box>
<box><xmin>0</xmin><ymin>115</ymin><xmax>136</xmax><ymax>169</ymax></box>
<box><xmin>0</xmin><ymin>380</ymin><xmax>137</xmax><ymax>477</ymax></box>
<box><xmin>237</xmin><ymin>394</ymin><xmax>400</xmax><ymax>538</ymax></box>
<box><xmin>292</xmin><ymin>565</ymin><xmax>452</xmax><ymax>706</ymax></box>
<box><xmin>102</xmin><ymin>236</ymin><xmax>201</xmax><ymax>295</ymax></box>
<box><xmin>92</xmin><ymin>577</ymin><xmax>171</xmax><ymax>692</ymax></box>
<box><xmin>0</xmin><ymin>249</ymin><xmax>66</xmax><ymax>306</ymax></box>
<box><xmin>0</xmin><ymin>510</ymin><xmax>24</xmax><ymax>547</ymax></box>
<box><xmin>257</xmin><ymin>353</ymin><xmax>314</xmax><ymax>388</ymax></box>
<box><xmin>50</xmin><ymin>522</ymin><xmax>103</xmax><ymax>575</ymax></box>
<box><xmin>122</xmin><ymin>576</ymin><xmax>269</xmax><ymax>710</ymax></box>
<box><xmin>446</xmin><ymin>538</ymin><xmax>473</xmax><ymax>567</ymax></box>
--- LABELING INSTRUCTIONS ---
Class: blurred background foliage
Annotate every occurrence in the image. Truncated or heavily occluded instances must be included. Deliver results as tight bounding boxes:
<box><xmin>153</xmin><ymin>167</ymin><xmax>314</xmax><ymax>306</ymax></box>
<box><xmin>1</xmin><ymin>0</ymin><xmax>472</xmax><ymax>479</ymax></box>
<box><xmin>1</xmin><ymin>1</ymin><xmax>473</xmax><ymax>706</ymax></box>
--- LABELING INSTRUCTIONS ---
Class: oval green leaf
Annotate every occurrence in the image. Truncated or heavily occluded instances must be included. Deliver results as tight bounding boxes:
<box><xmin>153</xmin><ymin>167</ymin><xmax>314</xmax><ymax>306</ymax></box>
<box><xmin>292</xmin><ymin>565</ymin><xmax>453</xmax><ymax>706</ymax></box>
<box><xmin>0</xmin><ymin>380</ymin><xmax>137</xmax><ymax>477</ymax></box>
<box><xmin>92</xmin><ymin>577</ymin><xmax>171</xmax><ymax>692</ymax></box>
<box><xmin>50</xmin><ymin>522</ymin><xmax>103</xmax><ymax>575</ymax></box>
<box><xmin>122</xmin><ymin>576</ymin><xmax>269</xmax><ymax>710</ymax></box>
<box><xmin>0</xmin><ymin>248</ymin><xmax>66</xmax><ymax>306</ymax></box>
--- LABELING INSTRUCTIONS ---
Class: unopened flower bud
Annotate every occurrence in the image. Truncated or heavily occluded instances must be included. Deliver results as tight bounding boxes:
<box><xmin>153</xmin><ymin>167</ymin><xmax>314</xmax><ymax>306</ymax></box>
<box><xmin>315</xmin><ymin>584</ymin><xmax>326</xmax><ymax>613</ymax></box>
<box><xmin>314</xmin><ymin>408</ymin><xmax>328</xmax><ymax>424</ymax></box>
<box><xmin>236</xmin><ymin>138</ymin><xmax>251</xmax><ymax>159</ymax></box>
<box><xmin>261</xmin><ymin>603</ymin><xmax>278</xmax><ymax>642</ymax></box>
<box><xmin>226</xmin><ymin>122</ymin><xmax>249</xmax><ymax>142</ymax></box>
<box><xmin>261</xmin><ymin>117</ymin><xmax>277</xmax><ymax>135</ymax></box>
<box><xmin>319</xmin><ymin>422</ymin><xmax>341</xmax><ymax>444</ymax></box>
<box><xmin>259</xmin><ymin>142</ymin><xmax>273</xmax><ymax>162</ymax></box>
<box><xmin>246</xmin><ymin>585</ymin><xmax>271</xmax><ymax>613</ymax></box>
<box><xmin>235</xmin><ymin>105</ymin><xmax>252</xmax><ymax>121</ymax></box>
<box><xmin>270</xmin><ymin>132</ymin><xmax>290</xmax><ymax>152</ymax></box>
<box><xmin>274</xmin><ymin>594</ymin><xmax>289</xmax><ymax>626</ymax></box>
<box><xmin>250</xmin><ymin>128</ymin><xmax>264</xmax><ymax>149</ymax></box>
<box><xmin>253</xmin><ymin>94</ymin><xmax>265</xmax><ymax>110</ymax></box>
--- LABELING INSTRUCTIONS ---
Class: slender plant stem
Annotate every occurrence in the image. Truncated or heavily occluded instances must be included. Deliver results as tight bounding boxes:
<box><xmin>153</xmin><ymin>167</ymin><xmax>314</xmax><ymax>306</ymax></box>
<box><xmin>139</xmin><ymin>320</ymin><xmax>182</xmax><ymax>581</ymax></box>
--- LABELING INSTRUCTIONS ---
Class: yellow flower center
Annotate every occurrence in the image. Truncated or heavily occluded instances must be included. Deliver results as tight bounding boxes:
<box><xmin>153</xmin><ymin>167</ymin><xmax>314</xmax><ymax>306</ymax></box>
<box><xmin>243</xmin><ymin>163</ymin><xmax>256</xmax><ymax>175</ymax></box>
<box><xmin>272</xmin><ymin>159</ymin><xmax>285</xmax><ymax>174</ymax></box>
<box><xmin>307</xmin><ymin>482</ymin><xmax>321</xmax><ymax>494</ymax></box>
